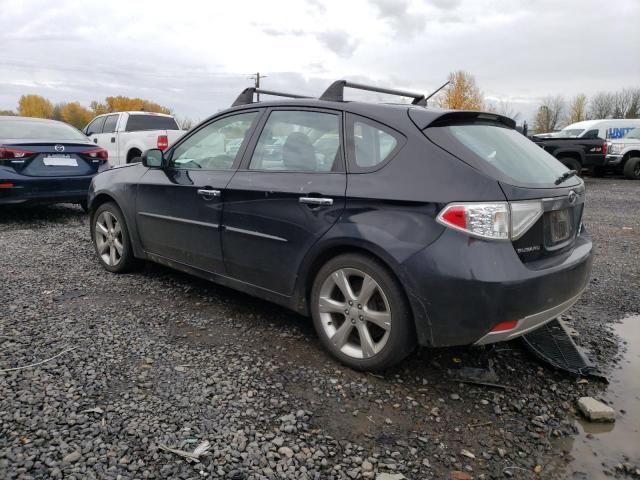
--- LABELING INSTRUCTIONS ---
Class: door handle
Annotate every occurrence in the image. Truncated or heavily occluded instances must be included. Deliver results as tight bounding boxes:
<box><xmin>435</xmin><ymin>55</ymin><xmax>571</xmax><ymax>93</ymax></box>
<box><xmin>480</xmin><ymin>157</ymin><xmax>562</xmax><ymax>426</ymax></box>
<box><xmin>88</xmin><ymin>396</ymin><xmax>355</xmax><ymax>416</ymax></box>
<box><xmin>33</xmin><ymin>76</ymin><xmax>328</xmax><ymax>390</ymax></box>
<box><xmin>197</xmin><ymin>189</ymin><xmax>221</xmax><ymax>200</ymax></box>
<box><xmin>110</xmin><ymin>137</ymin><xmax>116</xmax><ymax>143</ymax></box>
<box><xmin>93</xmin><ymin>138</ymin><xmax>98</xmax><ymax>143</ymax></box>
<box><xmin>299</xmin><ymin>197</ymin><xmax>333</xmax><ymax>206</ymax></box>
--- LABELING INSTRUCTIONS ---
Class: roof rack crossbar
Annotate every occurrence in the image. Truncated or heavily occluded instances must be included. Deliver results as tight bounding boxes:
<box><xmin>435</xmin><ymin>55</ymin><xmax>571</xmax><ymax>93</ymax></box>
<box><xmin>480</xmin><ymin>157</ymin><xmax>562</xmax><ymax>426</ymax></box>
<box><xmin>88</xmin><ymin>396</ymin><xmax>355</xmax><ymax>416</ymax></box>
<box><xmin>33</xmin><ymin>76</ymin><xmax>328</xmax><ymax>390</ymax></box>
<box><xmin>232</xmin><ymin>87</ymin><xmax>312</xmax><ymax>107</ymax></box>
<box><xmin>320</xmin><ymin>80</ymin><xmax>428</xmax><ymax>105</ymax></box>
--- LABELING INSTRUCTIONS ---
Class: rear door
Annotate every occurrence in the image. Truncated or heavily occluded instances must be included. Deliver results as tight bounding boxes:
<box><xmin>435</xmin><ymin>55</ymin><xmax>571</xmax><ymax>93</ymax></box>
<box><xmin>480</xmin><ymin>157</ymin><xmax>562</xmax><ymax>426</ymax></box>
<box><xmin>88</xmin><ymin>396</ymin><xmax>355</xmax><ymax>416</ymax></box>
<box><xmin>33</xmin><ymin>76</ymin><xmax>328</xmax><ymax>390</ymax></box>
<box><xmin>222</xmin><ymin>108</ymin><xmax>346</xmax><ymax>295</ymax></box>
<box><xmin>135</xmin><ymin>110</ymin><xmax>261</xmax><ymax>273</ymax></box>
<box><xmin>93</xmin><ymin>114</ymin><xmax>120</xmax><ymax>163</ymax></box>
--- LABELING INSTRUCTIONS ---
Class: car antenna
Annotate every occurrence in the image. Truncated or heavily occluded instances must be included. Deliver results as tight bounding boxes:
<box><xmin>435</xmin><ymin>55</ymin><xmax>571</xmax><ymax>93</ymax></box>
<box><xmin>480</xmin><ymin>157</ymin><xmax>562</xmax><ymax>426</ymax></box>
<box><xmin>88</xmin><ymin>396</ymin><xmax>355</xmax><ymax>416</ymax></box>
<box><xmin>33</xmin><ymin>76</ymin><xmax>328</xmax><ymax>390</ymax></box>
<box><xmin>423</xmin><ymin>80</ymin><xmax>450</xmax><ymax>106</ymax></box>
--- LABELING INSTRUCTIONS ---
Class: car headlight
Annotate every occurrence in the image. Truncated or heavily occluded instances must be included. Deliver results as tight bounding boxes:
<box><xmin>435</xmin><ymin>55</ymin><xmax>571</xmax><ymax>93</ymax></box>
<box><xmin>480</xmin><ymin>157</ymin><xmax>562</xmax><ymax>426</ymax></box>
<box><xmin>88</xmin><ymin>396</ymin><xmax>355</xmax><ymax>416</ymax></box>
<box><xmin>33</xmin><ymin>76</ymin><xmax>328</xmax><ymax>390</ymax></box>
<box><xmin>609</xmin><ymin>144</ymin><xmax>625</xmax><ymax>154</ymax></box>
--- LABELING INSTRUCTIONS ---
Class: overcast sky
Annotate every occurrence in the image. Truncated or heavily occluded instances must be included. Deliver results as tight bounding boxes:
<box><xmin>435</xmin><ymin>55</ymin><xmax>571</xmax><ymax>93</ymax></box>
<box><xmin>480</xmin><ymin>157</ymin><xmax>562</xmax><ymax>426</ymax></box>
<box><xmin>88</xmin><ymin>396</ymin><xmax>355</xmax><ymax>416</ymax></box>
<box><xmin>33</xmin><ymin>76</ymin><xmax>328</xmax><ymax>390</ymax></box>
<box><xmin>1</xmin><ymin>0</ymin><xmax>638</xmax><ymax>124</ymax></box>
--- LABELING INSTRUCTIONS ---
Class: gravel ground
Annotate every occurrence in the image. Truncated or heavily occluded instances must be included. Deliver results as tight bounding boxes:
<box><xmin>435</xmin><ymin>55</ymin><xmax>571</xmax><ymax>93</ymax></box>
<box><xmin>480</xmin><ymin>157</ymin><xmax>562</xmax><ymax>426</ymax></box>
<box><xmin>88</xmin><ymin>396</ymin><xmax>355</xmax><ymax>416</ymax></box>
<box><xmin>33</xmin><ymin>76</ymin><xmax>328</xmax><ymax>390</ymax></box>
<box><xmin>1</xmin><ymin>177</ymin><xmax>638</xmax><ymax>480</ymax></box>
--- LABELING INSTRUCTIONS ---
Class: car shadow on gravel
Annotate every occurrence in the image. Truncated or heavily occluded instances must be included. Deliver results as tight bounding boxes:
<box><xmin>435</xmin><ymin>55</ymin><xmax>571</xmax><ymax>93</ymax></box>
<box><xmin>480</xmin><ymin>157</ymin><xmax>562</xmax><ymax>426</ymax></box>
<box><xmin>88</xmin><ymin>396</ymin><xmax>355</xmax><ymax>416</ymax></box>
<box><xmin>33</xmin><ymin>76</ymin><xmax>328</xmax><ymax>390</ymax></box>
<box><xmin>0</xmin><ymin>203</ymin><xmax>85</xmax><ymax>229</ymax></box>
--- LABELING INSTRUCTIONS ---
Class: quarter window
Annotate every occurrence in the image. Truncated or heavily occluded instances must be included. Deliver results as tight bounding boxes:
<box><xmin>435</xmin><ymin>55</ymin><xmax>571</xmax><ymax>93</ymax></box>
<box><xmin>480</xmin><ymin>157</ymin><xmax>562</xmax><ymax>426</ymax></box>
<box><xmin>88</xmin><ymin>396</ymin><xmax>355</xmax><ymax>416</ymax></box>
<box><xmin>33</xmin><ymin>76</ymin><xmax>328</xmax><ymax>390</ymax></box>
<box><xmin>249</xmin><ymin>111</ymin><xmax>341</xmax><ymax>172</ymax></box>
<box><xmin>170</xmin><ymin>113</ymin><xmax>257</xmax><ymax>170</ymax></box>
<box><xmin>353</xmin><ymin>120</ymin><xmax>399</xmax><ymax>169</ymax></box>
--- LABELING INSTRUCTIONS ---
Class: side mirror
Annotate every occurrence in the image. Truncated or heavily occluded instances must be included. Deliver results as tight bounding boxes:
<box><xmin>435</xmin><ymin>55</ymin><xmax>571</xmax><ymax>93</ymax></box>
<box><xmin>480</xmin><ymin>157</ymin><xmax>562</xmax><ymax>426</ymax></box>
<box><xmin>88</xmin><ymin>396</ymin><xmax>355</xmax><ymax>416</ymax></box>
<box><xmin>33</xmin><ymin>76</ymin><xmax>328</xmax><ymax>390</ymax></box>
<box><xmin>142</xmin><ymin>149</ymin><xmax>164</xmax><ymax>168</ymax></box>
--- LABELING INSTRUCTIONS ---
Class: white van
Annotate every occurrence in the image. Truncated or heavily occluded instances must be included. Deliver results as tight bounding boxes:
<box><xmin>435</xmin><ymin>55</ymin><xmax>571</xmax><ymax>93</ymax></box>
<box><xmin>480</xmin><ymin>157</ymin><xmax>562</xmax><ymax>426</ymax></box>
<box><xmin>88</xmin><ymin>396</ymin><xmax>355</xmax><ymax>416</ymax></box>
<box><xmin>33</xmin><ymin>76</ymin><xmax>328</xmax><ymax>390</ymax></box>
<box><xmin>554</xmin><ymin>119</ymin><xmax>640</xmax><ymax>140</ymax></box>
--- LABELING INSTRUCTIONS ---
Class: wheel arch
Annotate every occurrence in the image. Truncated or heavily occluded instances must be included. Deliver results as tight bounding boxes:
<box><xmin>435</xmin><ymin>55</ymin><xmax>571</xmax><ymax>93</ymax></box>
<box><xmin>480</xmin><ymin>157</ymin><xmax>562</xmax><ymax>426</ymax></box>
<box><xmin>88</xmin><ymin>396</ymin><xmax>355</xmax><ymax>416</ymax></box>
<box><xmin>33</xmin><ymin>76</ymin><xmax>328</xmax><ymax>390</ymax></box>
<box><xmin>294</xmin><ymin>239</ymin><xmax>423</xmax><ymax>342</ymax></box>
<box><xmin>126</xmin><ymin>147</ymin><xmax>143</xmax><ymax>163</ymax></box>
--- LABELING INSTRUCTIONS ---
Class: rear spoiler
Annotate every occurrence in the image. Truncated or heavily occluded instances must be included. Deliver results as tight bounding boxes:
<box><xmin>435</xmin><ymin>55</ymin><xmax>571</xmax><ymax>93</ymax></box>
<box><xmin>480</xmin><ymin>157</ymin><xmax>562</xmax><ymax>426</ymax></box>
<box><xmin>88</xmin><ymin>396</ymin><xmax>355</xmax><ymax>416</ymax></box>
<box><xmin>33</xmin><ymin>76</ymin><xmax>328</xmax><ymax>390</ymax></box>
<box><xmin>409</xmin><ymin>110</ymin><xmax>516</xmax><ymax>130</ymax></box>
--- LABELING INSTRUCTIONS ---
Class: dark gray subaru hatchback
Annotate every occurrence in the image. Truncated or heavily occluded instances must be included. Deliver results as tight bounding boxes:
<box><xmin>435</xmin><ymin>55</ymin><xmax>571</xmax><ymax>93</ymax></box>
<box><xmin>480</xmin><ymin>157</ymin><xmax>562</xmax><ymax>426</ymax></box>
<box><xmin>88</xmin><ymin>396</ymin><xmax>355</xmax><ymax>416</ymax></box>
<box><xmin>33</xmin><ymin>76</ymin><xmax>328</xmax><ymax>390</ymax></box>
<box><xmin>88</xmin><ymin>81</ymin><xmax>592</xmax><ymax>370</ymax></box>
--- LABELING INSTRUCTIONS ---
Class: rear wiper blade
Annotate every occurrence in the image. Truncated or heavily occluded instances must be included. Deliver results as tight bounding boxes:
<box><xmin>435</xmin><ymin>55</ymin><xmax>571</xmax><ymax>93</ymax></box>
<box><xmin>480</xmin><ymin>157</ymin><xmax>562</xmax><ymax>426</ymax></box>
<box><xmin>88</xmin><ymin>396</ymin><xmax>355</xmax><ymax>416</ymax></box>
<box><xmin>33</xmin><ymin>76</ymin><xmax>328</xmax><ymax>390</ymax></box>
<box><xmin>554</xmin><ymin>170</ymin><xmax>577</xmax><ymax>185</ymax></box>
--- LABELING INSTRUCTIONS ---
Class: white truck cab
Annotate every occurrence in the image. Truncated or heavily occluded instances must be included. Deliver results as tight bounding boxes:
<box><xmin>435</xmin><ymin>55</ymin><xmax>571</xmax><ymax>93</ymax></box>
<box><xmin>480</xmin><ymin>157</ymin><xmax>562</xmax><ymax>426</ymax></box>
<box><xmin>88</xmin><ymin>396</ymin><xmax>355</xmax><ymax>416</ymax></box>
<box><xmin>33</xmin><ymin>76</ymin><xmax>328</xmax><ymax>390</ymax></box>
<box><xmin>84</xmin><ymin>112</ymin><xmax>184</xmax><ymax>165</ymax></box>
<box><xmin>606</xmin><ymin>127</ymin><xmax>640</xmax><ymax>179</ymax></box>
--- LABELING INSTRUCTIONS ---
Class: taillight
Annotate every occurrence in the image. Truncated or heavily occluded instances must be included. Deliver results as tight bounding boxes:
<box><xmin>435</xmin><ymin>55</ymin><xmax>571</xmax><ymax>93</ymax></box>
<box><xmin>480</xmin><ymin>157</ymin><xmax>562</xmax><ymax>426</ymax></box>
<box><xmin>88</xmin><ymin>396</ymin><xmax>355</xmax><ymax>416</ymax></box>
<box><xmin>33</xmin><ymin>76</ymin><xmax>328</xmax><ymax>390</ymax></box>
<box><xmin>81</xmin><ymin>148</ymin><xmax>108</xmax><ymax>161</ymax></box>
<box><xmin>0</xmin><ymin>147</ymin><xmax>34</xmax><ymax>160</ymax></box>
<box><xmin>437</xmin><ymin>201</ymin><xmax>543</xmax><ymax>241</ymax></box>
<box><xmin>157</xmin><ymin>135</ymin><xmax>169</xmax><ymax>150</ymax></box>
<box><xmin>491</xmin><ymin>320</ymin><xmax>518</xmax><ymax>332</ymax></box>
<box><xmin>603</xmin><ymin>142</ymin><xmax>609</xmax><ymax>155</ymax></box>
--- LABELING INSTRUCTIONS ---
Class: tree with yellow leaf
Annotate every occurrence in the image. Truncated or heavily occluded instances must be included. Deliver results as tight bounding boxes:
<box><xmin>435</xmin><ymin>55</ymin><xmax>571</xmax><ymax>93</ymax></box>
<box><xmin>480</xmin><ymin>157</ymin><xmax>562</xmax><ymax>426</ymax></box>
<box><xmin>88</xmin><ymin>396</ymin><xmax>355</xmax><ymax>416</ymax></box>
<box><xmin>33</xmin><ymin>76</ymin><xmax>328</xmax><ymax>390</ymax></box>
<box><xmin>17</xmin><ymin>95</ymin><xmax>54</xmax><ymax>118</ymax></box>
<box><xmin>91</xmin><ymin>96</ymin><xmax>172</xmax><ymax>115</ymax></box>
<box><xmin>436</xmin><ymin>71</ymin><xmax>484</xmax><ymax>110</ymax></box>
<box><xmin>60</xmin><ymin>102</ymin><xmax>93</xmax><ymax>129</ymax></box>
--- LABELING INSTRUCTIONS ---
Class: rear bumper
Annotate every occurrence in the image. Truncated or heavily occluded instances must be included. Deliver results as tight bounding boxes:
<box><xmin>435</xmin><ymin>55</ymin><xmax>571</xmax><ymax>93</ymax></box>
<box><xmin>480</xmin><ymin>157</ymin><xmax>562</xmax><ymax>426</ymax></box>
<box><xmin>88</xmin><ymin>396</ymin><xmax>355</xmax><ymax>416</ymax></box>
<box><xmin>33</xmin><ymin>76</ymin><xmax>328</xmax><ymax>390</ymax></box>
<box><xmin>399</xmin><ymin>228</ymin><xmax>593</xmax><ymax>347</ymax></box>
<box><xmin>0</xmin><ymin>169</ymin><xmax>93</xmax><ymax>205</ymax></box>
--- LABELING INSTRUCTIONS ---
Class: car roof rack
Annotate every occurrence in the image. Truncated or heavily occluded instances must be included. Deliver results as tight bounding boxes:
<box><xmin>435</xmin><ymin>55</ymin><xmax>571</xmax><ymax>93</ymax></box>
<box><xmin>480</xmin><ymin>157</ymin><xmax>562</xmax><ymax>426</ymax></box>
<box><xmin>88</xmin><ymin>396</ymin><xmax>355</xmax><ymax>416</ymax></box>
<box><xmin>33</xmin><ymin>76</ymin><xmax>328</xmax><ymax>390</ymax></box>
<box><xmin>232</xmin><ymin>87</ymin><xmax>312</xmax><ymax>107</ymax></box>
<box><xmin>319</xmin><ymin>79</ymin><xmax>450</xmax><ymax>107</ymax></box>
<box><xmin>319</xmin><ymin>80</ymin><xmax>427</xmax><ymax>105</ymax></box>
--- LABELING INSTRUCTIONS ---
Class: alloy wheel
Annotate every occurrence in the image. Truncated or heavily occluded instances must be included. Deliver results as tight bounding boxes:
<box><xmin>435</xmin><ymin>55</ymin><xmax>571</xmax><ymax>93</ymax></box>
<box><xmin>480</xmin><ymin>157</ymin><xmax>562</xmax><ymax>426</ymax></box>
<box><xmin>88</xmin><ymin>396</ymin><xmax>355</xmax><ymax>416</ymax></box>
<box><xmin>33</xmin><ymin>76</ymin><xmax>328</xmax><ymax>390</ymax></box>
<box><xmin>318</xmin><ymin>268</ymin><xmax>391</xmax><ymax>359</ymax></box>
<box><xmin>95</xmin><ymin>211</ymin><xmax>123</xmax><ymax>266</ymax></box>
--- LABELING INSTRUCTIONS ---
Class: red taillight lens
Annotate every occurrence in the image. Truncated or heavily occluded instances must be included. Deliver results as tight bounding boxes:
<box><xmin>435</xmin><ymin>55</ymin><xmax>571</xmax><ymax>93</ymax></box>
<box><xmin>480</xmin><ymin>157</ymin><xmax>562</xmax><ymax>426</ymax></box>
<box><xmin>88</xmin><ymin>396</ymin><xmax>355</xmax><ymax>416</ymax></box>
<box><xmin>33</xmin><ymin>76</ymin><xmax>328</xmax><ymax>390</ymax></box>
<box><xmin>81</xmin><ymin>148</ymin><xmax>108</xmax><ymax>161</ymax></box>
<box><xmin>602</xmin><ymin>142</ymin><xmax>609</xmax><ymax>155</ymax></box>
<box><xmin>0</xmin><ymin>182</ymin><xmax>15</xmax><ymax>188</ymax></box>
<box><xmin>491</xmin><ymin>320</ymin><xmax>518</xmax><ymax>332</ymax></box>
<box><xmin>440</xmin><ymin>205</ymin><xmax>467</xmax><ymax>229</ymax></box>
<box><xmin>0</xmin><ymin>147</ymin><xmax>34</xmax><ymax>160</ymax></box>
<box><xmin>157</xmin><ymin>135</ymin><xmax>169</xmax><ymax>150</ymax></box>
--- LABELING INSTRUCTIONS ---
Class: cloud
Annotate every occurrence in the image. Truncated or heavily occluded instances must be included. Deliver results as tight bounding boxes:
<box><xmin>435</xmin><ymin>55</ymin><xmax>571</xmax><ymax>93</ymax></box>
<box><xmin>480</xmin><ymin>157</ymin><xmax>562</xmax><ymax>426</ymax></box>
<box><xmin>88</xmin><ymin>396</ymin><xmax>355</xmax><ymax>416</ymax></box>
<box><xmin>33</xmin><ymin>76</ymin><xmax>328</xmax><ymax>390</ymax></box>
<box><xmin>427</xmin><ymin>0</ymin><xmax>462</xmax><ymax>9</ymax></box>
<box><xmin>314</xmin><ymin>30</ymin><xmax>359</xmax><ymax>58</ymax></box>
<box><xmin>369</xmin><ymin>0</ymin><xmax>427</xmax><ymax>38</ymax></box>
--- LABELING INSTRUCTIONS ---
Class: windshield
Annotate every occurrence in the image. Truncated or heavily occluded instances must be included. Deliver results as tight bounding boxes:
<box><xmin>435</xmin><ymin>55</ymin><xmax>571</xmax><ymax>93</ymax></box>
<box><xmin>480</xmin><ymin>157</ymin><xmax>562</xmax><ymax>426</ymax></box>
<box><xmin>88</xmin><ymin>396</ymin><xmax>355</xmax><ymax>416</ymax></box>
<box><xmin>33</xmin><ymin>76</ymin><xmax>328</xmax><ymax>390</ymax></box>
<box><xmin>0</xmin><ymin>118</ymin><xmax>87</xmax><ymax>140</ymax></box>
<box><xmin>426</xmin><ymin>124</ymin><xmax>569</xmax><ymax>187</ymax></box>
<box><xmin>555</xmin><ymin>129</ymin><xmax>584</xmax><ymax>138</ymax></box>
<box><xmin>623</xmin><ymin>128</ymin><xmax>640</xmax><ymax>140</ymax></box>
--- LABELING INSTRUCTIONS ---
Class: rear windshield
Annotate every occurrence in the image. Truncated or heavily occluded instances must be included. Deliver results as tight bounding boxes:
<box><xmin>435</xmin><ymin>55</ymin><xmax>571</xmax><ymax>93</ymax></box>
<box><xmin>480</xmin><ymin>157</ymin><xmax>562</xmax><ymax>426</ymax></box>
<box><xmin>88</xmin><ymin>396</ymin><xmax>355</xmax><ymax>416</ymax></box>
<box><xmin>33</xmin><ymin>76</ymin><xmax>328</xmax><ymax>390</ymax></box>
<box><xmin>426</xmin><ymin>124</ymin><xmax>568</xmax><ymax>187</ymax></box>
<box><xmin>125</xmin><ymin>115</ymin><xmax>179</xmax><ymax>132</ymax></box>
<box><xmin>0</xmin><ymin>119</ymin><xmax>87</xmax><ymax>140</ymax></box>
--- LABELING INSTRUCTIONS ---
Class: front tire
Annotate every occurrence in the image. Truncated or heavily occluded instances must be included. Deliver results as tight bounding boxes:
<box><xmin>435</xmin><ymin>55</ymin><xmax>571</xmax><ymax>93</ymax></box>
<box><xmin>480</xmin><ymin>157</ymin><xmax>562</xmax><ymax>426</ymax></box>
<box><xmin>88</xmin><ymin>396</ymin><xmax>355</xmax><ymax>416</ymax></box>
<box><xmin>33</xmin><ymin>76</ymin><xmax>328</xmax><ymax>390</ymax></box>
<box><xmin>623</xmin><ymin>157</ymin><xmax>640</xmax><ymax>180</ymax></box>
<box><xmin>91</xmin><ymin>202</ymin><xmax>140</xmax><ymax>273</ymax></box>
<box><xmin>310</xmin><ymin>253</ymin><xmax>415</xmax><ymax>371</ymax></box>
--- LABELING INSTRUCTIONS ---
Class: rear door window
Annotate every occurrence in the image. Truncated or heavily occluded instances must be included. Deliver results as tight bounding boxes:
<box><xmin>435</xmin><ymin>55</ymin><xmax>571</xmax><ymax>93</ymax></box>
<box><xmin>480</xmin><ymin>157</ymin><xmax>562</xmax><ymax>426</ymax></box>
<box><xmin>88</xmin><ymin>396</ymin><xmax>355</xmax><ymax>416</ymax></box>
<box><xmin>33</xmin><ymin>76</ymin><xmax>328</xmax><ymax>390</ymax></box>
<box><xmin>249</xmin><ymin>110</ymin><xmax>342</xmax><ymax>172</ymax></box>
<box><xmin>125</xmin><ymin>115</ymin><xmax>179</xmax><ymax>132</ymax></box>
<box><xmin>426</xmin><ymin>124</ymin><xmax>568</xmax><ymax>187</ymax></box>
<box><xmin>102</xmin><ymin>114</ymin><xmax>119</xmax><ymax>133</ymax></box>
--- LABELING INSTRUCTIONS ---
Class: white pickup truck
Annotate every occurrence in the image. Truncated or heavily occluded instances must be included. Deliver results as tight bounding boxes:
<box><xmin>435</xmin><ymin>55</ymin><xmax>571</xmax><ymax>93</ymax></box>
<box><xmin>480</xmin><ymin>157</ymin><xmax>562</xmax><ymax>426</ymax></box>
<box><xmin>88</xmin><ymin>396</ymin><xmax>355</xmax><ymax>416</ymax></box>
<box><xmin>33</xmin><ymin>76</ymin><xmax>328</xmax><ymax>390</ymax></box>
<box><xmin>83</xmin><ymin>112</ymin><xmax>185</xmax><ymax>165</ymax></box>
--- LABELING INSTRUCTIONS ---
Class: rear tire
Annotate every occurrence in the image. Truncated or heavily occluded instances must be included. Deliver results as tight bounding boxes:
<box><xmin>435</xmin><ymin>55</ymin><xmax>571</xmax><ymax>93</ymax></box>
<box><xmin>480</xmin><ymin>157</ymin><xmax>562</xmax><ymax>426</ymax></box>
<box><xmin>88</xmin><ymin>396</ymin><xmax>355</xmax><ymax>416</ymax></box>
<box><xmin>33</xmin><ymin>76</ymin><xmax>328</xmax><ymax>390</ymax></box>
<box><xmin>623</xmin><ymin>157</ymin><xmax>640</xmax><ymax>180</ymax></box>
<box><xmin>310</xmin><ymin>253</ymin><xmax>415</xmax><ymax>371</ymax></box>
<box><xmin>559</xmin><ymin>157</ymin><xmax>582</xmax><ymax>176</ymax></box>
<box><xmin>91</xmin><ymin>202</ymin><xmax>140</xmax><ymax>273</ymax></box>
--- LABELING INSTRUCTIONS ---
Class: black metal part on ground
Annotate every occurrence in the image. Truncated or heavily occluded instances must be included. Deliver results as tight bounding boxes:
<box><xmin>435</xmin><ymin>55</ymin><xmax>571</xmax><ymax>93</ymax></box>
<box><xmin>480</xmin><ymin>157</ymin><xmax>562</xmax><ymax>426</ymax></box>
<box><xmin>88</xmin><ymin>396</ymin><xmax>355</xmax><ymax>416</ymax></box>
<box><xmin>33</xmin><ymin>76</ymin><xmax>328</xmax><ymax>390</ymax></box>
<box><xmin>522</xmin><ymin>319</ymin><xmax>605</xmax><ymax>380</ymax></box>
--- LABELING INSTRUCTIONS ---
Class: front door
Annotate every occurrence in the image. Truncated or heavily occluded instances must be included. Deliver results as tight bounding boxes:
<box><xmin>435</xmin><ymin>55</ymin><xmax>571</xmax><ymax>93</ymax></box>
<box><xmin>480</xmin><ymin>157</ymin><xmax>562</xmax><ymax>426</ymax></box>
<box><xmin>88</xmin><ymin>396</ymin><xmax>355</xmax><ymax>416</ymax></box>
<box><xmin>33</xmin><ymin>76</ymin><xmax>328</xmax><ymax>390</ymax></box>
<box><xmin>135</xmin><ymin>111</ymin><xmax>260</xmax><ymax>273</ymax></box>
<box><xmin>222</xmin><ymin>108</ymin><xmax>346</xmax><ymax>295</ymax></box>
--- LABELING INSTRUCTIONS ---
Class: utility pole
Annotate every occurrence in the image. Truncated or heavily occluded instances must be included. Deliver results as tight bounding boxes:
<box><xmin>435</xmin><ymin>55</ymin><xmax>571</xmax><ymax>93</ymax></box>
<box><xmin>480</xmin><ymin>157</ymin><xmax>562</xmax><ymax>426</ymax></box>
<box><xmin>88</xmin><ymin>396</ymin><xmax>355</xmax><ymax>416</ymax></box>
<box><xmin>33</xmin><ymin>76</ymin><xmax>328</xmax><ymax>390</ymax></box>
<box><xmin>251</xmin><ymin>72</ymin><xmax>267</xmax><ymax>101</ymax></box>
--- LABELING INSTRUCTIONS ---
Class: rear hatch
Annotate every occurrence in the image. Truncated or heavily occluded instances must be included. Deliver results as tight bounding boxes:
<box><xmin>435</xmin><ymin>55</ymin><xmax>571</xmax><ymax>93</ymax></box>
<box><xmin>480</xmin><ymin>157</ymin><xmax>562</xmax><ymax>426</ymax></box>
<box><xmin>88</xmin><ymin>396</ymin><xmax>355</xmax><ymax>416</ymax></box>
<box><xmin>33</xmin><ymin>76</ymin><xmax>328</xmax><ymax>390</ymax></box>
<box><xmin>414</xmin><ymin>111</ymin><xmax>585</xmax><ymax>264</ymax></box>
<box><xmin>2</xmin><ymin>140</ymin><xmax>104</xmax><ymax>177</ymax></box>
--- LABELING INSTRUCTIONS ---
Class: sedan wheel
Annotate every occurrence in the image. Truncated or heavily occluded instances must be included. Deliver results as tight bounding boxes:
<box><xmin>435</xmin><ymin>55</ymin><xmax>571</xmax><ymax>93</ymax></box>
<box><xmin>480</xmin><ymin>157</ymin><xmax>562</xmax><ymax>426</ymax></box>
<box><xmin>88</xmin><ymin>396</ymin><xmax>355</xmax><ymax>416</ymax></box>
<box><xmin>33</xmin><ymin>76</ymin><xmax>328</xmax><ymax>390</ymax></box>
<box><xmin>311</xmin><ymin>253</ymin><xmax>415</xmax><ymax>370</ymax></box>
<box><xmin>95</xmin><ymin>211</ymin><xmax>124</xmax><ymax>267</ymax></box>
<box><xmin>91</xmin><ymin>202</ymin><xmax>140</xmax><ymax>273</ymax></box>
